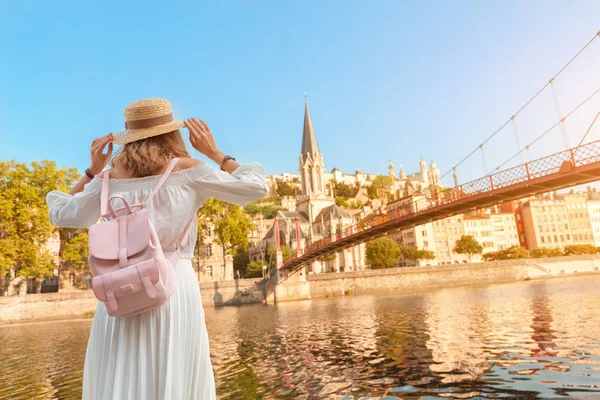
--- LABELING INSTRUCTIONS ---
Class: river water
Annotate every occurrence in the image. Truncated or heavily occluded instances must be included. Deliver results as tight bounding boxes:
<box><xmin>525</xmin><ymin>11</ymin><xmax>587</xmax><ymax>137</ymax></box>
<box><xmin>1</xmin><ymin>275</ymin><xmax>599</xmax><ymax>399</ymax></box>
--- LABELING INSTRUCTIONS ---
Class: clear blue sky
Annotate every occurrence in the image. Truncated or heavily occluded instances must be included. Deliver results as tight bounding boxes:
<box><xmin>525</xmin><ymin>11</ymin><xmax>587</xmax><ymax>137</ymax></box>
<box><xmin>1</xmin><ymin>1</ymin><xmax>599</xmax><ymax>186</ymax></box>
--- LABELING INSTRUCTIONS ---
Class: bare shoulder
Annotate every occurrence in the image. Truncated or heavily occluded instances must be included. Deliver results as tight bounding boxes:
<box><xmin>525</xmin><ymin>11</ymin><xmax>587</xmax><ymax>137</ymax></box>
<box><xmin>174</xmin><ymin>157</ymin><xmax>205</xmax><ymax>172</ymax></box>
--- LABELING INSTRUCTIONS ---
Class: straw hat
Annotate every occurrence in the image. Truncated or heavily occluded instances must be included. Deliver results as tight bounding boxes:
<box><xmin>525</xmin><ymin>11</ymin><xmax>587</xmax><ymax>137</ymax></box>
<box><xmin>113</xmin><ymin>98</ymin><xmax>185</xmax><ymax>145</ymax></box>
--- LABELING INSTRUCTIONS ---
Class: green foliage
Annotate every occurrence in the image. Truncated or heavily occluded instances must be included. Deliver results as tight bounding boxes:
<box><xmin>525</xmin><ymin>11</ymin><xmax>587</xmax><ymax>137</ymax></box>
<box><xmin>267</xmin><ymin>245</ymin><xmax>293</xmax><ymax>268</ymax></box>
<box><xmin>399</xmin><ymin>246</ymin><xmax>435</xmax><ymax>262</ymax></box>
<box><xmin>366</xmin><ymin>237</ymin><xmax>401</xmax><ymax>269</ymax></box>
<box><xmin>17</xmin><ymin>241</ymin><xmax>55</xmax><ymax>280</ymax></box>
<box><xmin>275</xmin><ymin>179</ymin><xmax>295</xmax><ymax>197</ymax></box>
<box><xmin>0</xmin><ymin>160</ymin><xmax>77</xmax><ymax>281</ymax></box>
<box><xmin>244</xmin><ymin>201</ymin><xmax>287</xmax><ymax>219</ymax></box>
<box><xmin>482</xmin><ymin>246</ymin><xmax>531</xmax><ymax>261</ymax></box>
<box><xmin>367</xmin><ymin>175</ymin><xmax>394</xmax><ymax>200</ymax></box>
<box><xmin>246</xmin><ymin>259</ymin><xmax>267</xmax><ymax>278</ymax></box>
<box><xmin>453</xmin><ymin>235</ymin><xmax>484</xmax><ymax>259</ymax></box>
<box><xmin>268</xmin><ymin>245</ymin><xmax>293</xmax><ymax>259</ymax></box>
<box><xmin>335</xmin><ymin>197</ymin><xmax>349</xmax><ymax>208</ymax></box>
<box><xmin>319</xmin><ymin>253</ymin><xmax>337</xmax><ymax>262</ymax></box>
<box><xmin>62</xmin><ymin>232</ymin><xmax>89</xmax><ymax>270</ymax></box>
<box><xmin>0</xmin><ymin>239</ymin><xmax>16</xmax><ymax>278</ymax></box>
<box><xmin>233</xmin><ymin>250</ymin><xmax>250</xmax><ymax>277</ymax></box>
<box><xmin>532</xmin><ymin>247</ymin><xmax>564</xmax><ymax>258</ymax></box>
<box><xmin>333</xmin><ymin>181</ymin><xmax>355</xmax><ymax>198</ymax></box>
<box><xmin>563</xmin><ymin>244</ymin><xmax>598</xmax><ymax>255</ymax></box>
<box><xmin>350</xmin><ymin>200</ymin><xmax>363</xmax><ymax>209</ymax></box>
<box><xmin>198</xmin><ymin>199</ymin><xmax>252</xmax><ymax>255</ymax></box>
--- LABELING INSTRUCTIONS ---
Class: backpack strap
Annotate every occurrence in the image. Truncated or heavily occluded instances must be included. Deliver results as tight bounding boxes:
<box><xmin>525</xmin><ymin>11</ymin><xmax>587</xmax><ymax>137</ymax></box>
<box><xmin>100</xmin><ymin>169</ymin><xmax>111</xmax><ymax>218</ymax></box>
<box><xmin>145</xmin><ymin>158</ymin><xmax>181</xmax><ymax>206</ymax></box>
<box><xmin>169</xmin><ymin>216</ymin><xmax>196</xmax><ymax>267</ymax></box>
<box><xmin>100</xmin><ymin>158</ymin><xmax>181</xmax><ymax>219</ymax></box>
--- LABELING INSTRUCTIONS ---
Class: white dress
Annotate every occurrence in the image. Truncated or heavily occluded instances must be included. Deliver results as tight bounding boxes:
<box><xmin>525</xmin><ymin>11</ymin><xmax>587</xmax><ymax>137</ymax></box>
<box><xmin>46</xmin><ymin>162</ymin><xmax>269</xmax><ymax>400</ymax></box>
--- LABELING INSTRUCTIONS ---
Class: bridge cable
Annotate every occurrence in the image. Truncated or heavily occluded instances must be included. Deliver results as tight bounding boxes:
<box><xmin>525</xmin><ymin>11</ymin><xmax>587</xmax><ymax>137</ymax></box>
<box><xmin>480</xmin><ymin>145</ymin><xmax>488</xmax><ymax>174</ymax></box>
<box><xmin>440</xmin><ymin>30</ymin><xmax>600</xmax><ymax>181</ymax></box>
<box><xmin>576</xmin><ymin>109</ymin><xmax>600</xmax><ymax>150</ymax></box>
<box><xmin>550</xmin><ymin>79</ymin><xmax>570</xmax><ymax>149</ymax></box>
<box><xmin>511</xmin><ymin>116</ymin><xmax>524</xmax><ymax>163</ymax></box>
<box><xmin>488</xmin><ymin>85</ymin><xmax>600</xmax><ymax>173</ymax></box>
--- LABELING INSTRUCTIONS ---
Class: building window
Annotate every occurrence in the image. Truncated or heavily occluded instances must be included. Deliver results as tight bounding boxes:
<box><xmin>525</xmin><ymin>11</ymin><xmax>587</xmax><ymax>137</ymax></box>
<box><xmin>422</xmin><ymin>230</ymin><xmax>427</xmax><ymax>237</ymax></box>
<box><xmin>567</xmin><ymin>234</ymin><xmax>571</xmax><ymax>240</ymax></box>
<box><xmin>541</xmin><ymin>236</ymin><xmax>545</xmax><ymax>244</ymax></box>
<box><xmin>554</xmin><ymin>235</ymin><xmax>558</xmax><ymax>243</ymax></box>
<box><xmin>206</xmin><ymin>266</ymin><xmax>212</xmax><ymax>277</ymax></box>
<box><xmin>424</xmin><ymin>241</ymin><xmax>429</xmax><ymax>248</ymax></box>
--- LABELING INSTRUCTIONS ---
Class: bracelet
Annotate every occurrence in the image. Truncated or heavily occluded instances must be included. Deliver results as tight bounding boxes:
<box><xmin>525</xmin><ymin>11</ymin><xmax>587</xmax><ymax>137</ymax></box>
<box><xmin>221</xmin><ymin>155</ymin><xmax>235</xmax><ymax>171</ymax></box>
<box><xmin>84</xmin><ymin>168</ymin><xmax>95</xmax><ymax>180</ymax></box>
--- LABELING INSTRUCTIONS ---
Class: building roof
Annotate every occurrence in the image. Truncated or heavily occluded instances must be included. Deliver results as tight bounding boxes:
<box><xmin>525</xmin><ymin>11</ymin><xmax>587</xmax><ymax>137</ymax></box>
<box><xmin>313</xmin><ymin>205</ymin><xmax>351</xmax><ymax>222</ymax></box>
<box><xmin>301</xmin><ymin>101</ymin><xmax>319</xmax><ymax>156</ymax></box>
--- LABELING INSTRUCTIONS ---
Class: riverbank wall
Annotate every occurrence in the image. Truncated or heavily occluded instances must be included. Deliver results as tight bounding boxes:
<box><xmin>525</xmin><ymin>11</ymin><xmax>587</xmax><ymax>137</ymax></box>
<box><xmin>2</xmin><ymin>255</ymin><xmax>599</xmax><ymax>323</ymax></box>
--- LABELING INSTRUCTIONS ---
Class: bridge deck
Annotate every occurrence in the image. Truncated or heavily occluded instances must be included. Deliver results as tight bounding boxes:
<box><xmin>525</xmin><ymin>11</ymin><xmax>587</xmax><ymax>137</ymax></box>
<box><xmin>282</xmin><ymin>140</ymin><xmax>600</xmax><ymax>271</ymax></box>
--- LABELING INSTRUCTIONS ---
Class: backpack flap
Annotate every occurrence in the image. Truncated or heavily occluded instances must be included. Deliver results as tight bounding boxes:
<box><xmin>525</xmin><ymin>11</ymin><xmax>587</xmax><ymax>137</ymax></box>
<box><xmin>89</xmin><ymin>209</ymin><xmax>151</xmax><ymax>262</ymax></box>
<box><xmin>91</xmin><ymin>258</ymin><xmax>161</xmax><ymax>312</ymax></box>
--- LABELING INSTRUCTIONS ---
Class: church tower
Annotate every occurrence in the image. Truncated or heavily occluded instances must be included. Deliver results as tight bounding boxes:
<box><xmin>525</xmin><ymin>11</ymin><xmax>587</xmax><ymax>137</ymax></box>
<box><xmin>299</xmin><ymin>99</ymin><xmax>326</xmax><ymax>196</ymax></box>
<box><xmin>420</xmin><ymin>158</ymin><xmax>429</xmax><ymax>187</ymax></box>
<box><xmin>297</xmin><ymin>97</ymin><xmax>334</xmax><ymax>223</ymax></box>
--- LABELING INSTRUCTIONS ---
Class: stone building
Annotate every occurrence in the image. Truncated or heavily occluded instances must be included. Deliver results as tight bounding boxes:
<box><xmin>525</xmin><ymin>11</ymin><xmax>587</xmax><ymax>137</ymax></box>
<box><xmin>263</xmin><ymin>100</ymin><xmax>366</xmax><ymax>274</ymax></box>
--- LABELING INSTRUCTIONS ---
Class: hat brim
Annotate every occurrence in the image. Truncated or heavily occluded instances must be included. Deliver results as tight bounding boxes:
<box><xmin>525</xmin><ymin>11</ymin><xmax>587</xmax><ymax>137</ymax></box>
<box><xmin>113</xmin><ymin>120</ymin><xmax>186</xmax><ymax>145</ymax></box>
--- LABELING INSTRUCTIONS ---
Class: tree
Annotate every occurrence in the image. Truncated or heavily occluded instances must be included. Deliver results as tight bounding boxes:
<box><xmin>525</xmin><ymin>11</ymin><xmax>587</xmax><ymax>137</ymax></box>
<box><xmin>275</xmin><ymin>179</ymin><xmax>295</xmax><ymax>197</ymax></box>
<box><xmin>366</xmin><ymin>237</ymin><xmax>401</xmax><ymax>269</ymax></box>
<box><xmin>62</xmin><ymin>232</ymin><xmax>89</xmax><ymax>270</ymax></box>
<box><xmin>333</xmin><ymin>181</ymin><xmax>355</xmax><ymax>198</ymax></box>
<box><xmin>399</xmin><ymin>246</ymin><xmax>435</xmax><ymax>265</ymax></box>
<box><xmin>319</xmin><ymin>253</ymin><xmax>337</xmax><ymax>262</ymax></box>
<box><xmin>267</xmin><ymin>245</ymin><xmax>293</xmax><ymax>267</ymax></box>
<box><xmin>246</xmin><ymin>260</ymin><xmax>267</xmax><ymax>278</ymax></box>
<box><xmin>0</xmin><ymin>160</ymin><xmax>77</xmax><ymax>292</ymax></box>
<box><xmin>335</xmin><ymin>197</ymin><xmax>349</xmax><ymax>208</ymax></box>
<box><xmin>482</xmin><ymin>246</ymin><xmax>531</xmax><ymax>261</ymax></box>
<box><xmin>244</xmin><ymin>201</ymin><xmax>287</xmax><ymax>219</ymax></box>
<box><xmin>453</xmin><ymin>235</ymin><xmax>483</xmax><ymax>261</ymax></box>
<box><xmin>350</xmin><ymin>200</ymin><xmax>363</xmax><ymax>210</ymax></box>
<box><xmin>367</xmin><ymin>176</ymin><xmax>394</xmax><ymax>200</ymax></box>
<box><xmin>563</xmin><ymin>244</ymin><xmax>598</xmax><ymax>256</ymax></box>
<box><xmin>532</xmin><ymin>247</ymin><xmax>564</xmax><ymax>258</ymax></box>
<box><xmin>198</xmin><ymin>199</ymin><xmax>252</xmax><ymax>257</ymax></box>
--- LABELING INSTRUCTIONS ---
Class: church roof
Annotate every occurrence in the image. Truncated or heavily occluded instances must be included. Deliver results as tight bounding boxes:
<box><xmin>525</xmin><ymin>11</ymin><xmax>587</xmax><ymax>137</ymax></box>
<box><xmin>301</xmin><ymin>101</ymin><xmax>319</xmax><ymax>156</ymax></box>
<box><xmin>313</xmin><ymin>205</ymin><xmax>350</xmax><ymax>222</ymax></box>
<box><xmin>276</xmin><ymin>210</ymin><xmax>310</xmax><ymax>221</ymax></box>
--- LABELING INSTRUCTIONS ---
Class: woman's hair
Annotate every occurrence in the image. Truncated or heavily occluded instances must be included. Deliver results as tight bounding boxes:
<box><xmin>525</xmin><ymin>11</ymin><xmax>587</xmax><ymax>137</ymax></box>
<box><xmin>113</xmin><ymin>130</ymin><xmax>190</xmax><ymax>178</ymax></box>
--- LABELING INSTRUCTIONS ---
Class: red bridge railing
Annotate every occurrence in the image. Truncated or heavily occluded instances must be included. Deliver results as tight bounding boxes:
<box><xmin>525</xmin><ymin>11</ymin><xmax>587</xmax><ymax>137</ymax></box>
<box><xmin>282</xmin><ymin>139</ymin><xmax>600</xmax><ymax>268</ymax></box>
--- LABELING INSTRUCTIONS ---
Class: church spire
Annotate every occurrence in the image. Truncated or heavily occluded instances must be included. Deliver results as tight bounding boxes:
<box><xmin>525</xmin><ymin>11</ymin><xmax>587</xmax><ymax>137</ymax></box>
<box><xmin>301</xmin><ymin>95</ymin><xmax>319</xmax><ymax>156</ymax></box>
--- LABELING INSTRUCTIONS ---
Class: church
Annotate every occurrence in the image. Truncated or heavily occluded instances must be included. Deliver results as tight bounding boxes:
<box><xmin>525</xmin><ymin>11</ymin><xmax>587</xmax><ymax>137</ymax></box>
<box><xmin>262</xmin><ymin>100</ymin><xmax>366</xmax><ymax>274</ymax></box>
<box><xmin>261</xmin><ymin>99</ymin><xmax>446</xmax><ymax>274</ymax></box>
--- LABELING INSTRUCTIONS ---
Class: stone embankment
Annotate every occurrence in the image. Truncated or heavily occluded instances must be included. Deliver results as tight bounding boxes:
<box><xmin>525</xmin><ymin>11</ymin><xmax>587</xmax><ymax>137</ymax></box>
<box><xmin>1</xmin><ymin>255</ymin><xmax>599</xmax><ymax>323</ymax></box>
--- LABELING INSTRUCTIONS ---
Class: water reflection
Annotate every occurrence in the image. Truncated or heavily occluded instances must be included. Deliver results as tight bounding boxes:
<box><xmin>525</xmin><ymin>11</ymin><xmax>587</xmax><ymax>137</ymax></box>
<box><xmin>1</xmin><ymin>276</ymin><xmax>600</xmax><ymax>399</ymax></box>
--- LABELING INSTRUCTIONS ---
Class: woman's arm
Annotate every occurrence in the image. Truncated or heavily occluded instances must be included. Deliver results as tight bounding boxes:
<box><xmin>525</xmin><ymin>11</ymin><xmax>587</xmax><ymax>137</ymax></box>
<box><xmin>184</xmin><ymin>118</ymin><xmax>240</xmax><ymax>173</ymax></box>
<box><xmin>69</xmin><ymin>133</ymin><xmax>114</xmax><ymax>195</ymax></box>
<box><xmin>183</xmin><ymin>118</ymin><xmax>269</xmax><ymax>205</ymax></box>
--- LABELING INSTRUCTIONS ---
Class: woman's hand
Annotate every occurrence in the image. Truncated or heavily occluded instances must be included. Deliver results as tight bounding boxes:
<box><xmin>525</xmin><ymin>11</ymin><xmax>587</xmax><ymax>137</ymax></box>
<box><xmin>184</xmin><ymin>118</ymin><xmax>224</xmax><ymax>164</ymax></box>
<box><xmin>89</xmin><ymin>133</ymin><xmax>114</xmax><ymax>175</ymax></box>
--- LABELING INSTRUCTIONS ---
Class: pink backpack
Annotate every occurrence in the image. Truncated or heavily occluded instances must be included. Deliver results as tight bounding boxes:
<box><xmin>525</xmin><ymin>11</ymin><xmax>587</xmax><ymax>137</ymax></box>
<box><xmin>88</xmin><ymin>158</ymin><xmax>194</xmax><ymax>317</ymax></box>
